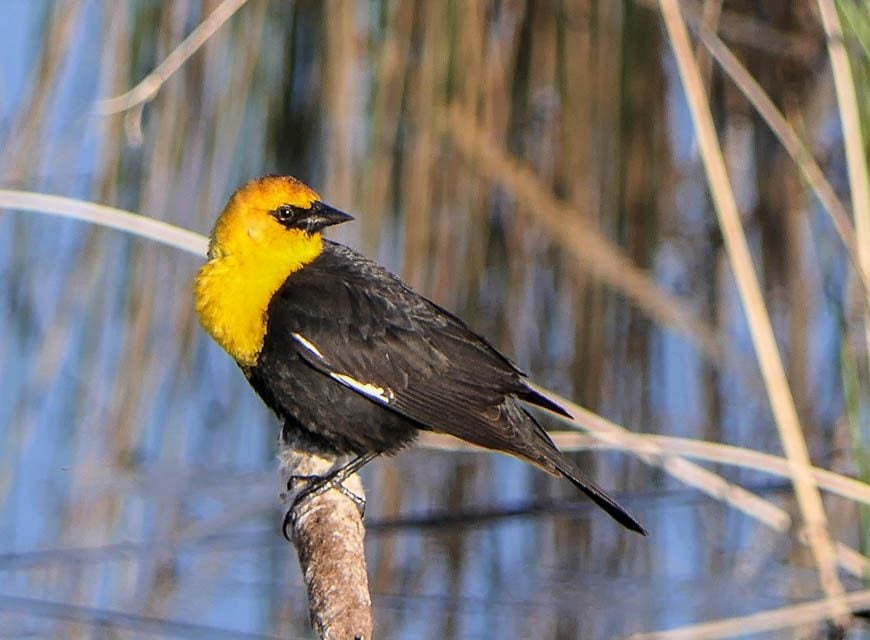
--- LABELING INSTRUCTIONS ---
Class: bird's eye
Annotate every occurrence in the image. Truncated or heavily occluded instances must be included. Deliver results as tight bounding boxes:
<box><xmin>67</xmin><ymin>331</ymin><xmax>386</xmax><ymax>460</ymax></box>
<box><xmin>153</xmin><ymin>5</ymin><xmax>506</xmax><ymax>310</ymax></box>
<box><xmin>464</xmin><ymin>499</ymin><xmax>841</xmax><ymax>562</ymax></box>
<box><xmin>273</xmin><ymin>205</ymin><xmax>296</xmax><ymax>224</ymax></box>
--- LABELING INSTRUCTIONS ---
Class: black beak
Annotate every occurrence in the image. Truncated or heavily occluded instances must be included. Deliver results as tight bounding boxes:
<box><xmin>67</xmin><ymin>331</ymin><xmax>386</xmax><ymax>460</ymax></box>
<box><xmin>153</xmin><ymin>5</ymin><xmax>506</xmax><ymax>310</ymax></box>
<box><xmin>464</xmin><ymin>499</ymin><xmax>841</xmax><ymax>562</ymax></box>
<box><xmin>303</xmin><ymin>201</ymin><xmax>354</xmax><ymax>233</ymax></box>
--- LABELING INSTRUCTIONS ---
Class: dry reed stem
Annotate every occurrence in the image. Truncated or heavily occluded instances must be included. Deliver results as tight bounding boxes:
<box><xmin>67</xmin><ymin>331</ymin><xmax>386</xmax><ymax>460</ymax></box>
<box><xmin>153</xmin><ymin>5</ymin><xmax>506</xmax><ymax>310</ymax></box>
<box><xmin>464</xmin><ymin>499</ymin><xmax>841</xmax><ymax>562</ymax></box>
<box><xmin>836</xmin><ymin>544</ymin><xmax>870</xmax><ymax>578</ymax></box>
<box><xmin>629</xmin><ymin>587</ymin><xmax>870</xmax><ymax>640</ymax></box>
<box><xmin>95</xmin><ymin>0</ymin><xmax>249</xmax><ymax>130</ymax></box>
<box><xmin>419</xmin><ymin>421</ymin><xmax>870</xmax><ymax>575</ymax></box>
<box><xmin>443</xmin><ymin>105</ymin><xmax>724</xmax><ymax>365</ymax></box>
<box><xmin>659</xmin><ymin>0</ymin><xmax>847</xmax><ymax>619</ymax></box>
<box><xmin>817</xmin><ymin>0</ymin><xmax>870</xmax><ymax>376</ymax></box>
<box><xmin>528</xmin><ymin>387</ymin><xmax>792</xmax><ymax>531</ymax></box>
<box><xmin>419</xmin><ymin>402</ymin><xmax>870</xmax><ymax>578</ymax></box>
<box><xmin>636</xmin><ymin>0</ymin><xmax>819</xmax><ymax>61</ymax></box>
<box><xmin>419</xmin><ymin>430</ymin><xmax>870</xmax><ymax>509</ymax></box>
<box><xmin>693</xmin><ymin>0</ymin><xmax>723</xmax><ymax>89</ymax></box>
<box><xmin>0</xmin><ymin>191</ymin><xmax>209</xmax><ymax>256</ymax></box>
<box><xmin>532</xmin><ymin>392</ymin><xmax>869</xmax><ymax>579</ymax></box>
<box><xmin>694</xmin><ymin>22</ymin><xmax>869</xmax><ymax>305</ymax></box>
<box><xmin>278</xmin><ymin>441</ymin><xmax>371</xmax><ymax>640</ymax></box>
<box><xmin>418</xmin><ymin>427</ymin><xmax>791</xmax><ymax>530</ymax></box>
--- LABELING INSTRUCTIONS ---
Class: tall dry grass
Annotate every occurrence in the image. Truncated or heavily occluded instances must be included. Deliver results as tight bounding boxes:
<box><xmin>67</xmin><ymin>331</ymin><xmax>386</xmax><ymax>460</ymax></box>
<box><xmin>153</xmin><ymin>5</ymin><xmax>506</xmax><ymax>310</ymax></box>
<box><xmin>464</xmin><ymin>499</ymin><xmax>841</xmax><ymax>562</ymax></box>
<box><xmin>0</xmin><ymin>1</ymin><xmax>867</xmax><ymax>638</ymax></box>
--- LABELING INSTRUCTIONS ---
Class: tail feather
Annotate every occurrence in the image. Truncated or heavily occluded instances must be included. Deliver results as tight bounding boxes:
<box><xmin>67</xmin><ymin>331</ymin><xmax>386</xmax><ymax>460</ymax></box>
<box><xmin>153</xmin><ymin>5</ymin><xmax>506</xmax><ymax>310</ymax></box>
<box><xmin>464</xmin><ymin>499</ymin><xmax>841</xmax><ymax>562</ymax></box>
<box><xmin>514</xmin><ymin>440</ymin><xmax>646</xmax><ymax>535</ymax></box>
<box><xmin>509</xmin><ymin>410</ymin><xmax>646</xmax><ymax>535</ymax></box>
<box><xmin>465</xmin><ymin>399</ymin><xmax>646</xmax><ymax>534</ymax></box>
<box><xmin>518</xmin><ymin>388</ymin><xmax>573</xmax><ymax>418</ymax></box>
<box><xmin>553</xmin><ymin>455</ymin><xmax>647</xmax><ymax>535</ymax></box>
<box><xmin>512</xmin><ymin>405</ymin><xmax>646</xmax><ymax>534</ymax></box>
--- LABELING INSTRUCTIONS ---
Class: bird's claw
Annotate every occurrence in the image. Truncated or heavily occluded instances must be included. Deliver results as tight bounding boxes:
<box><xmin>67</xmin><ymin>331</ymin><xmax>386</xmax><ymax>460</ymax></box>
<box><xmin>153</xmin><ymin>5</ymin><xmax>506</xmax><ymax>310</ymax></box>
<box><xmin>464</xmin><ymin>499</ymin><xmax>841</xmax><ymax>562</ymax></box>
<box><xmin>282</xmin><ymin>474</ymin><xmax>367</xmax><ymax>541</ymax></box>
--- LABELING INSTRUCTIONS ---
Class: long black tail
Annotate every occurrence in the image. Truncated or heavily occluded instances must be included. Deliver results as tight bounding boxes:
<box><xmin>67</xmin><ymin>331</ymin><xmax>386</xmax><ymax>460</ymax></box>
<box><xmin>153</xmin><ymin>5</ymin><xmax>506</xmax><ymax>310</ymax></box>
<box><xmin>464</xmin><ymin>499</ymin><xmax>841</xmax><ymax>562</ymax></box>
<box><xmin>517</xmin><ymin>405</ymin><xmax>646</xmax><ymax>534</ymax></box>
<box><xmin>550</xmin><ymin>452</ymin><xmax>646</xmax><ymax>535</ymax></box>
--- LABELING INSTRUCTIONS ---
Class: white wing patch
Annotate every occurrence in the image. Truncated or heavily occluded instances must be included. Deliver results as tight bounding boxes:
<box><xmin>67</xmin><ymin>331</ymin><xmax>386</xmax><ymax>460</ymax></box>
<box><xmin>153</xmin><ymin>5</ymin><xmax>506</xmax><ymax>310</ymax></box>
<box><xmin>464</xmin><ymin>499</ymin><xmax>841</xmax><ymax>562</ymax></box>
<box><xmin>292</xmin><ymin>332</ymin><xmax>325</xmax><ymax>359</ymax></box>
<box><xmin>330</xmin><ymin>373</ymin><xmax>393</xmax><ymax>403</ymax></box>
<box><xmin>291</xmin><ymin>333</ymin><xmax>393</xmax><ymax>404</ymax></box>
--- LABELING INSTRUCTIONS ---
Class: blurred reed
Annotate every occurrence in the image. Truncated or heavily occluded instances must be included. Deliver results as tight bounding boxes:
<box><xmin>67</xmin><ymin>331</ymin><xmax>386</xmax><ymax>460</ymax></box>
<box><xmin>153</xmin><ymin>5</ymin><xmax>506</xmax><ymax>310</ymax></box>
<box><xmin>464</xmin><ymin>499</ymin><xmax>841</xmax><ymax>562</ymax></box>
<box><xmin>0</xmin><ymin>1</ymin><xmax>867</xmax><ymax>638</ymax></box>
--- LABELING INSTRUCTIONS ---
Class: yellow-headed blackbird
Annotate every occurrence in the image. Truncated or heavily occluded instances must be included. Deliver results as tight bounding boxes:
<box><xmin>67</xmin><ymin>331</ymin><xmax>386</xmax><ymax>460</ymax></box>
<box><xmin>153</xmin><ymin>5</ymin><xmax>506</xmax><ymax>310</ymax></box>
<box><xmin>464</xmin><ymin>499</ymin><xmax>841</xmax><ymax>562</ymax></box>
<box><xmin>194</xmin><ymin>175</ymin><xmax>644</xmax><ymax>535</ymax></box>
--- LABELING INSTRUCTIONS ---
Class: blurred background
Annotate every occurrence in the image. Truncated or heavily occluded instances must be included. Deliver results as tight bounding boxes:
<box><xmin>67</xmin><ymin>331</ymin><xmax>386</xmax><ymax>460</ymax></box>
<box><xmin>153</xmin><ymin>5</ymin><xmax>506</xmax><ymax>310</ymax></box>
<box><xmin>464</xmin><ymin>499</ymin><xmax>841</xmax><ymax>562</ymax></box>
<box><xmin>1</xmin><ymin>0</ymin><xmax>868</xmax><ymax>638</ymax></box>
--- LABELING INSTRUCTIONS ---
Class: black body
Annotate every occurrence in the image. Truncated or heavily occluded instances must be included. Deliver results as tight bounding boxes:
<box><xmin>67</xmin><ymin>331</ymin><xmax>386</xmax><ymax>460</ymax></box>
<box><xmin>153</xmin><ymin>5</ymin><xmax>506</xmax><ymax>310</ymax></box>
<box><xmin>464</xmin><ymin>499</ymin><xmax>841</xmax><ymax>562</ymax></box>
<box><xmin>247</xmin><ymin>241</ymin><xmax>644</xmax><ymax>534</ymax></box>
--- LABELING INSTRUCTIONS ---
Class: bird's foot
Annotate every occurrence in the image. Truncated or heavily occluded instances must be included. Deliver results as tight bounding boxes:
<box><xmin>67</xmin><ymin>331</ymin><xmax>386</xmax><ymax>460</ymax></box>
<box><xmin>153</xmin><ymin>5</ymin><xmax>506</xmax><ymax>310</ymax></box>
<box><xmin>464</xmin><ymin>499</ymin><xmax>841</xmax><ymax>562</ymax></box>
<box><xmin>282</xmin><ymin>472</ymin><xmax>367</xmax><ymax>541</ymax></box>
<box><xmin>288</xmin><ymin>472</ymin><xmax>368</xmax><ymax>515</ymax></box>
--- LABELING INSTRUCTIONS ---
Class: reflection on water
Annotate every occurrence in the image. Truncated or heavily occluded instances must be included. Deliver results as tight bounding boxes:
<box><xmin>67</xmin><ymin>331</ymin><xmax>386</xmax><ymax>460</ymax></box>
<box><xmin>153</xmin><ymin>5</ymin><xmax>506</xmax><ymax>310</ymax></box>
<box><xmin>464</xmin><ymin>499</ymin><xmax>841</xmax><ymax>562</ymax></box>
<box><xmin>0</xmin><ymin>2</ymin><xmax>864</xmax><ymax>638</ymax></box>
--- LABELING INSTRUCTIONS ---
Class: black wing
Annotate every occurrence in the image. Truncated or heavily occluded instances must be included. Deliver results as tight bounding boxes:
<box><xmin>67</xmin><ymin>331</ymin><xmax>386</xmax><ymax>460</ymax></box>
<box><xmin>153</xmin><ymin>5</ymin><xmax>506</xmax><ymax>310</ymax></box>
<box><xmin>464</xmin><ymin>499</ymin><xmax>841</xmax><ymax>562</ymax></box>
<box><xmin>264</xmin><ymin>241</ymin><xmax>644</xmax><ymax>534</ymax></box>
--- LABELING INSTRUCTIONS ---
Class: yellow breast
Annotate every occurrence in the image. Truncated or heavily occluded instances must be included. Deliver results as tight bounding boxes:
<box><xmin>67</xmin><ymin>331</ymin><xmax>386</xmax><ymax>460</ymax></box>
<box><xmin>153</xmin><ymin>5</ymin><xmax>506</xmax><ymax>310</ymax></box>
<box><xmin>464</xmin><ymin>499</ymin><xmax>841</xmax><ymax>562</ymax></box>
<box><xmin>193</xmin><ymin>233</ymin><xmax>323</xmax><ymax>367</ymax></box>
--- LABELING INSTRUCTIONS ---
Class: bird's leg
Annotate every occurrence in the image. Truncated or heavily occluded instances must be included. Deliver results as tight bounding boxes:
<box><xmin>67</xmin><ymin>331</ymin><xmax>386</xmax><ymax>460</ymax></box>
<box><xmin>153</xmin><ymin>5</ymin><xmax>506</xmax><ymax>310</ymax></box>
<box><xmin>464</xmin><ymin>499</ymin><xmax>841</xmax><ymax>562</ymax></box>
<box><xmin>283</xmin><ymin>452</ymin><xmax>378</xmax><ymax>540</ymax></box>
<box><xmin>290</xmin><ymin>452</ymin><xmax>377</xmax><ymax>510</ymax></box>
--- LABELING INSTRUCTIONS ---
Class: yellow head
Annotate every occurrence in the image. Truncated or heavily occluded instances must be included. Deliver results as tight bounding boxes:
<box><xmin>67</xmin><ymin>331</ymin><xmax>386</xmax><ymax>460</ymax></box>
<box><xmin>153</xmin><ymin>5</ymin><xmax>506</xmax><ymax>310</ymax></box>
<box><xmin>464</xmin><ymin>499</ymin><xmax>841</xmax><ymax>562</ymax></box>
<box><xmin>207</xmin><ymin>175</ymin><xmax>352</xmax><ymax>259</ymax></box>
<box><xmin>194</xmin><ymin>175</ymin><xmax>353</xmax><ymax>366</ymax></box>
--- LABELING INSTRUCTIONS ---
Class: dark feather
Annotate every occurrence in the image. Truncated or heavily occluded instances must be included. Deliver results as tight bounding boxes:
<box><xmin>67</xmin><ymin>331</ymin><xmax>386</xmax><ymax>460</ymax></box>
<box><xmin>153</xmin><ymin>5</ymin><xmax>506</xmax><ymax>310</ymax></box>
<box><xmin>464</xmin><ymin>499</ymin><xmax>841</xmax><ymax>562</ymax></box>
<box><xmin>246</xmin><ymin>241</ymin><xmax>644</xmax><ymax>533</ymax></box>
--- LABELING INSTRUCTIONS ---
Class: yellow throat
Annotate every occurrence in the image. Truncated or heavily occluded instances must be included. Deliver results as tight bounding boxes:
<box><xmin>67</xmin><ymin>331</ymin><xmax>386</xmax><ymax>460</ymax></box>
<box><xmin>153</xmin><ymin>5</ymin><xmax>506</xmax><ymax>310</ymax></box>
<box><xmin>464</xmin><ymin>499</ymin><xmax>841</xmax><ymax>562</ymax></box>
<box><xmin>193</xmin><ymin>177</ymin><xmax>324</xmax><ymax>367</ymax></box>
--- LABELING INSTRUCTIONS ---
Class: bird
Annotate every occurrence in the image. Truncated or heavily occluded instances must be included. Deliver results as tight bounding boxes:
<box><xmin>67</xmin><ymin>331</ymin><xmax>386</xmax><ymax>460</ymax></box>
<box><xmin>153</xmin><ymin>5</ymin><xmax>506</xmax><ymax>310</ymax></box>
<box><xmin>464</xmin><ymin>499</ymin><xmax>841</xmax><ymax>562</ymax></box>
<box><xmin>193</xmin><ymin>175</ymin><xmax>645</xmax><ymax>535</ymax></box>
